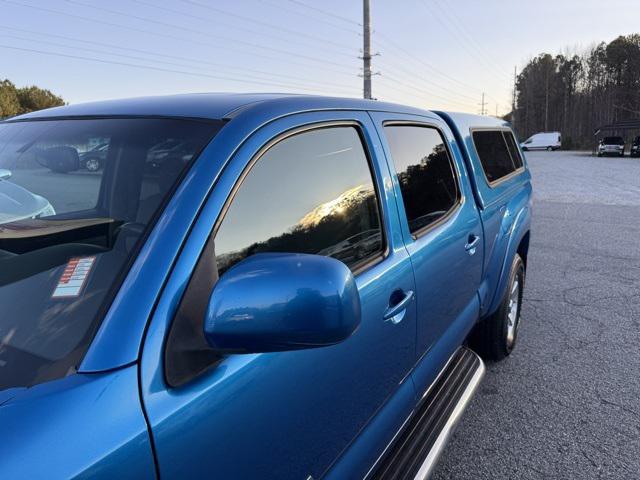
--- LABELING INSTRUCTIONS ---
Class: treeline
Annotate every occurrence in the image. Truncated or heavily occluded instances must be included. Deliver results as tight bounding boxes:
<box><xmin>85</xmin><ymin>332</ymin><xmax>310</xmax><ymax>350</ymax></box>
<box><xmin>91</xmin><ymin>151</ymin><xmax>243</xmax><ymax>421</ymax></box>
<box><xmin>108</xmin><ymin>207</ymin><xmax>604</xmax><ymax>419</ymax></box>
<box><xmin>0</xmin><ymin>79</ymin><xmax>65</xmax><ymax>118</ymax></box>
<box><xmin>512</xmin><ymin>34</ymin><xmax>640</xmax><ymax>149</ymax></box>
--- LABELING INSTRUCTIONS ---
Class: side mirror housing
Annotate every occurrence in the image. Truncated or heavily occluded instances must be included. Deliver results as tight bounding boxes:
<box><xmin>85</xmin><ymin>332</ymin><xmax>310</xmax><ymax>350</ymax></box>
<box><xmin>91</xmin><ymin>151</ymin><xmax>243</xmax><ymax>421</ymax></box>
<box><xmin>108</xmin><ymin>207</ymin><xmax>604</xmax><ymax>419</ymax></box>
<box><xmin>204</xmin><ymin>253</ymin><xmax>361</xmax><ymax>353</ymax></box>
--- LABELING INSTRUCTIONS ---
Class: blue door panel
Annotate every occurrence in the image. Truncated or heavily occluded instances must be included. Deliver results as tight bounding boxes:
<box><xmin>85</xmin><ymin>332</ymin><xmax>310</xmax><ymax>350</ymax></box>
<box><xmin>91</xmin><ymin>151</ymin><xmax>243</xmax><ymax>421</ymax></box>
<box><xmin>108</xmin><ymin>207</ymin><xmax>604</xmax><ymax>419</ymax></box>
<box><xmin>368</xmin><ymin>112</ymin><xmax>484</xmax><ymax>359</ymax></box>
<box><xmin>368</xmin><ymin>112</ymin><xmax>483</xmax><ymax>399</ymax></box>
<box><xmin>0</xmin><ymin>367</ymin><xmax>155</xmax><ymax>479</ymax></box>
<box><xmin>410</xmin><ymin>295</ymin><xmax>480</xmax><ymax>395</ymax></box>
<box><xmin>324</xmin><ymin>374</ymin><xmax>417</xmax><ymax>479</ymax></box>
<box><xmin>140</xmin><ymin>110</ymin><xmax>418</xmax><ymax>479</ymax></box>
<box><xmin>404</xmin><ymin>205</ymin><xmax>483</xmax><ymax>354</ymax></box>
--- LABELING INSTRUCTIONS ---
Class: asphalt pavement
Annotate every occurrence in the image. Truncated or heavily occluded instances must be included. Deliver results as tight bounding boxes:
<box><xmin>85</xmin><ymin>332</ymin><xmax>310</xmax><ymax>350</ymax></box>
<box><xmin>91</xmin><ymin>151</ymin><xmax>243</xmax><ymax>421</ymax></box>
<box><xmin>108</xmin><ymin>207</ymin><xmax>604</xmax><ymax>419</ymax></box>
<box><xmin>433</xmin><ymin>151</ymin><xmax>640</xmax><ymax>480</ymax></box>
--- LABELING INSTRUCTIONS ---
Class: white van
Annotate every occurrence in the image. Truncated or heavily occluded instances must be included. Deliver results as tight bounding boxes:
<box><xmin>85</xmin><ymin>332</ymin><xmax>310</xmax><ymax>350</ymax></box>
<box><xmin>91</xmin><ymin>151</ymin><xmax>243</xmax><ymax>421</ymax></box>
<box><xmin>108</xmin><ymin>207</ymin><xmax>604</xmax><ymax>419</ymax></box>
<box><xmin>521</xmin><ymin>132</ymin><xmax>561</xmax><ymax>151</ymax></box>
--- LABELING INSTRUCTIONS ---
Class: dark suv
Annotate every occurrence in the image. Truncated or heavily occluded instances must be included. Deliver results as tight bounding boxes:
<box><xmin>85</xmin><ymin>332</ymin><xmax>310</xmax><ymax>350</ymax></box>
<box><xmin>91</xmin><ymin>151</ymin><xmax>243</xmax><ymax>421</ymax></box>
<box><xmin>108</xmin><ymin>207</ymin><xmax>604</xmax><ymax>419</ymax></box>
<box><xmin>631</xmin><ymin>136</ymin><xmax>640</xmax><ymax>157</ymax></box>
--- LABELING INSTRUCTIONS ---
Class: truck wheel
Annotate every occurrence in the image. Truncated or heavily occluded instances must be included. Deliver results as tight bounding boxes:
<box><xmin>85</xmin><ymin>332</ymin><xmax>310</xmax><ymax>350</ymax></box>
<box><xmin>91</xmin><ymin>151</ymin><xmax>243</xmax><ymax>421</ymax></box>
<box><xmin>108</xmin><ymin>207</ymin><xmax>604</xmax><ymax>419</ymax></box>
<box><xmin>471</xmin><ymin>254</ymin><xmax>524</xmax><ymax>361</ymax></box>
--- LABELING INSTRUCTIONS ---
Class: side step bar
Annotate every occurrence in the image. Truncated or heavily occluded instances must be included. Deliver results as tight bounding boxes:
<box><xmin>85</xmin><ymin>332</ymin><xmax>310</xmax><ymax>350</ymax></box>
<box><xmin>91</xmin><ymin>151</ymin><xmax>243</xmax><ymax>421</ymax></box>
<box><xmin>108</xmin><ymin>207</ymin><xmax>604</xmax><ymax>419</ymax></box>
<box><xmin>369</xmin><ymin>347</ymin><xmax>485</xmax><ymax>480</ymax></box>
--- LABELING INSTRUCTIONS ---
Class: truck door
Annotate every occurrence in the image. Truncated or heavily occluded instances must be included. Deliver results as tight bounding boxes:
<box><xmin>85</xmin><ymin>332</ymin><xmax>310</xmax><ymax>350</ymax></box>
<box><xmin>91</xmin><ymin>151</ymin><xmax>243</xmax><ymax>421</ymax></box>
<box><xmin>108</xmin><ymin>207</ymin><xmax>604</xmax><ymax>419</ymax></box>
<box><xmin>139</xmin><ymin>111</ymin><xmax>418</xmax><ymax>479</ymax></box>
<box><xmin>371</xmin><ymin>113</ymin><xmax>484</xmax><ymax>387</ymax></box>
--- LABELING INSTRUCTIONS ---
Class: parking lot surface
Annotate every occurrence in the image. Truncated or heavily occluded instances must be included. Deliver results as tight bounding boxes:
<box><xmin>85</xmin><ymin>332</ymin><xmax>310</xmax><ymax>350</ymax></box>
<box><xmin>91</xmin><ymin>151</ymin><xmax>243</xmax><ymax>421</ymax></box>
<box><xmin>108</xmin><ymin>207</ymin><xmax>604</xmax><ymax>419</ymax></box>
<box><xmin>433</xmin><ymin>151</ymin><xmax>640</xmax><ymax>479</ymax></box>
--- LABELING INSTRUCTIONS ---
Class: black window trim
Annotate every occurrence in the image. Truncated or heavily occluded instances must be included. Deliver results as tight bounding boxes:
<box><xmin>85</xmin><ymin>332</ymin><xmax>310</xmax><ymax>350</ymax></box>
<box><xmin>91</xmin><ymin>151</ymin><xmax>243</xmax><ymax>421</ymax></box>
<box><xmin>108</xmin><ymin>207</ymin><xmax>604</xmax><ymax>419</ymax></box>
<box><xmin>382</xmin><ymin>120</ymin><xmax>465</xmax><ymax>241</ymax></box>
<box><xmin>211</xmin><ymin>120</ymin><xmax>390</xmax><ymax>277</ymax></box>
<box><xmin>470</xmin><ymin>126</ymin><xmax>525</xmax><ymax>189</ymax></box>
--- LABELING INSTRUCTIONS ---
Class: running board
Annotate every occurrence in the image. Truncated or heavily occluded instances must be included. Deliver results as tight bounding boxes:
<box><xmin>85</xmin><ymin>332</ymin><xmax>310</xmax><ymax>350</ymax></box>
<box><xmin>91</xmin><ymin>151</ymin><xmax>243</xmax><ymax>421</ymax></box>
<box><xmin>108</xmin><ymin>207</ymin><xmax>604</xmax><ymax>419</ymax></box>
<box><xmin>368</xmin><ymin>347</ymin><xmax>485</xmax><ymax>480</ymax></box>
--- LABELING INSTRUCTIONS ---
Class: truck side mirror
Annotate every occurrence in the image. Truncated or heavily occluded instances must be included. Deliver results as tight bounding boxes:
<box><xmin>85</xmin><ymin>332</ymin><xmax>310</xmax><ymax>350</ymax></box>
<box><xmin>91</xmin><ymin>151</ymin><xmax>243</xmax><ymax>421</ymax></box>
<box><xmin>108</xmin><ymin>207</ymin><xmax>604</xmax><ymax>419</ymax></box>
<box><xmin>204</xmin><ymin>253</ymin><xmax>361</xmax><ymax>353</ymax></box>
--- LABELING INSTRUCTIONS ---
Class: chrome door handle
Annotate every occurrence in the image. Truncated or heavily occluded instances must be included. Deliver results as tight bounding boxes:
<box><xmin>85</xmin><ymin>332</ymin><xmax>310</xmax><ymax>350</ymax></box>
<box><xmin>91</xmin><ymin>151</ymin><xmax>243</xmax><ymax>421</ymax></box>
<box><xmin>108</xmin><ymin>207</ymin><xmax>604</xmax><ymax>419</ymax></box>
<box><xmin>384</xmin><ymin>290</ymin><xmax>414</xmax><ymax>324</ymax></box>
<box><xmin>465</xmin><ymin>235</ymin><xmax>480</xmax><ymax>255</ymax></box>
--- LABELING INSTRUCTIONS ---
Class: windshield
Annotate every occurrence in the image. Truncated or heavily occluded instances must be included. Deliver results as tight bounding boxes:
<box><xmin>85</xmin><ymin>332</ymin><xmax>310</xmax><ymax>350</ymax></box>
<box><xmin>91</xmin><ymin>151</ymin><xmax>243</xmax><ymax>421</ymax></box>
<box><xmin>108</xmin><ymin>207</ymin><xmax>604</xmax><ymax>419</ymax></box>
<box><xmin>0</xmin><ymin>117</ymin><xmax>220</xmax><ymax>391</ymax></box>
<box><xmin>602</xmin><ymin>137</ymin><xmax>624</xmax><ymax>145</ymax></box>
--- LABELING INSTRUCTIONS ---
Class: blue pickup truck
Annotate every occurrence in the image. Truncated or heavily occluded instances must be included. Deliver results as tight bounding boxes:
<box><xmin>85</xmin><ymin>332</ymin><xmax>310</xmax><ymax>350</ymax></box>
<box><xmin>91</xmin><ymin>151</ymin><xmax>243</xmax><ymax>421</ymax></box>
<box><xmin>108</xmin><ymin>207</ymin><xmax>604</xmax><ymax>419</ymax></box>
<box><xmin>0</xmin><ymin>94</ymin><xmax>531</xmax><ymax>479</ymax></box>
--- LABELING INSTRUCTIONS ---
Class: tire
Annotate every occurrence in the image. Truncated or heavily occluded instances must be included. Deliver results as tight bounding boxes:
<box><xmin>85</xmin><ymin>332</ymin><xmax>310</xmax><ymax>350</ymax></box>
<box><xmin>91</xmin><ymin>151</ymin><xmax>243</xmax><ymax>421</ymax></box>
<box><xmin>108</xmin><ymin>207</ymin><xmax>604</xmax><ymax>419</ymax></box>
<box><xmin>597</xmin><ymin>152</ymin><xmax>602</xmax><ymax>157</ymax></box>
<box><xmin>84</xmin><ymin>157</ymin><xmax>102</xmax><ymax>172</ymax></box>
<box><xmin>470</xmin><ymin>253</ymin><xmax>525</xmax><ymax>361</ymax></box>
<box><xmin>546</xmin><ymin>146</ymin><xmax>552</xmax><ymax>151</ymax></box>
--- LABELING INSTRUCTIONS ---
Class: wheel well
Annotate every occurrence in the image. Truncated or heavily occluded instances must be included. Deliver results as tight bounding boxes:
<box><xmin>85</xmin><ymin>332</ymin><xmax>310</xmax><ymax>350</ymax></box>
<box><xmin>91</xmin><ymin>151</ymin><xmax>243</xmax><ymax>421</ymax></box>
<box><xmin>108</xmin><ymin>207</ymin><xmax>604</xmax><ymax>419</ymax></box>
<box><xmin>517</xmin><ymin>231</ymin><xmax>530</xmax><ymax>270</ymax></box>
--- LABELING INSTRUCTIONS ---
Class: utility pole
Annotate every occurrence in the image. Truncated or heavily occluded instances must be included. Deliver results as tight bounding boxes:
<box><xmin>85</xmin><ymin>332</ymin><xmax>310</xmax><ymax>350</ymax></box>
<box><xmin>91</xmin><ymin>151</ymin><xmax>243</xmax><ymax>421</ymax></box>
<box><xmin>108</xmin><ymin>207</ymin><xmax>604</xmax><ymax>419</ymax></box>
<box><xmin>479</xmin><ymin>92</ymin><xmax>487</xmax><ymax>115</ymax></box>
<box><xmin>512</xmin><ymin>66</ymin><xmax>517</xmax><ymax>130</ymax></box>
<box><xmin>362</xmin><ymin>0</ymin><xmax>372</xmax><ymax>99</ymax></box>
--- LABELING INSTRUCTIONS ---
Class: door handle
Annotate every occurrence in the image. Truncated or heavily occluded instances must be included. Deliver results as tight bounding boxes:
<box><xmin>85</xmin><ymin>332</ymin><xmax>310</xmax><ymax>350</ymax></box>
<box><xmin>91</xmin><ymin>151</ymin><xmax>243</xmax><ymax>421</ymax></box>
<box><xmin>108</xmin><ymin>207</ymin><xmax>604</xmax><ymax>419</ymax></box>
<box><xmin>465</xmin><ymin>234</ymin><xmax>480</xmax><ymax>255</ymax></box>
<box><xmin>384</xmin><ymin>290</ymin><xmax>414</xmax><ymax>324</ymax></box>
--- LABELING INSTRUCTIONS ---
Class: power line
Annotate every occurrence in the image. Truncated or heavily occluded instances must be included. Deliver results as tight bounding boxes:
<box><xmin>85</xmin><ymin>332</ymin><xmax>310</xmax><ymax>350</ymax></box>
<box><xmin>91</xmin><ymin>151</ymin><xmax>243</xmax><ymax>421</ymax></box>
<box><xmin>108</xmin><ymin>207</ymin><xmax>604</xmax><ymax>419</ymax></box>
<box><xmin>2</xmin><ymin>0</ymin><xmax>356</xmax><ymax>77</ymax></box>
<box><xmin>0</xmin><ymin>29</ymin><xmax>358</xmax><ymax>92</ymax></box>
<box><xmin>0</xmin><ymin>43</ymin><xmax>358</xmax><ymax>95</ymax></box>
<box><xmin>424</xmin><ymin>0</ymin><xmax>511</xmax><ymax>84</ymax></box>
<box><xmin>420</xmin><ymin>0</ymin><xmax>511</xmax><ymax>102</ymax></box>
<box><xmin>281</xmin><ymin>0</ymin><xmax>493</xmax><ymax>108</ymax></box>
<box><xmin>374</xmin><ymin>31</ymin><xmax>483</xmax><ymax>95</ymax></box>
<box><xmin>431</xmin><ymin>0</ymin><xmax>511</xmax><ymax>83</ymax></box>
<box><xmin>286</xmin><ymin>0</ymin><xmax>360</xmax><ymax>26</ymax></box>
<box><xmin>379</xmin><ymin>74</ymin><xmax>477</xmax><ymax>110</ymax></box>
<box><xmin>163</xmin><ymin>0</ymin><xmax>351</xmax><ymax>52</ymax></box>
<box><xmin>62</xmin><ymin>0</ymin><xmax>355</xmax><ymax>69</ymax></box>
<box><xmin>376</xmin><ymin>58</ymin><xmax>478</xmax><ymax>103</ymax></box>
<box><xmin>377</xmin><ymin>78</ymin><xmax>475</xmax><ymax>112</ymax></box>
<box><xmin>257</xmin><ymin>0</ymin><xmax>361</xmax><ymax>35</ymax></box>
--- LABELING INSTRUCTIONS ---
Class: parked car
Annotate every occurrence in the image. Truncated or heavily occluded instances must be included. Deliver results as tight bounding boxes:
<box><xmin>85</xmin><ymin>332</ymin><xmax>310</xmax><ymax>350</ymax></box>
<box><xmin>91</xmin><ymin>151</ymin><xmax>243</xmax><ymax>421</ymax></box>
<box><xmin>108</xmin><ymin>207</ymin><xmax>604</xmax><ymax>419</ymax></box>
<box><xmin>630</xmin><ymin>136</ymin><xmax>640</xmax><ymax>157</ymax></box>
<box><xmin>0</xmin><ymin>94</ymin><xmax>532</xmax><ymax>479</ymax></box>
<box><xmin>0</xmin><ymin>169</ymin><xmax>55</xmax><ymax>224</ymax></box>
<box><xmin>597</xmin><ymin>136</ymin><xmax>625</xmax><ymax>157</ymax></box>
<box><xmin>521</xmin><ymin>131</ymin><xmax>561</xmax><ymax>151</ymax></box>
<box><xmin>79</xmin><ymin>142</ymin><xmax>109</xmax><ymax>172</ymax></box>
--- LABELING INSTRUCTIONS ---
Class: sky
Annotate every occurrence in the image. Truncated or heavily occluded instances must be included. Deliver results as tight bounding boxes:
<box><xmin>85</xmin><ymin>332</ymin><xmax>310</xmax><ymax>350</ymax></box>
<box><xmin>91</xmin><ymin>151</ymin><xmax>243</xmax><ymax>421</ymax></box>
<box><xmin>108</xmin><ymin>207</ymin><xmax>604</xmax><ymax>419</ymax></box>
<box><xmin>2</xmin><ymin>0</ymin><xmax>639</xmax><ymax>115</ymax></box>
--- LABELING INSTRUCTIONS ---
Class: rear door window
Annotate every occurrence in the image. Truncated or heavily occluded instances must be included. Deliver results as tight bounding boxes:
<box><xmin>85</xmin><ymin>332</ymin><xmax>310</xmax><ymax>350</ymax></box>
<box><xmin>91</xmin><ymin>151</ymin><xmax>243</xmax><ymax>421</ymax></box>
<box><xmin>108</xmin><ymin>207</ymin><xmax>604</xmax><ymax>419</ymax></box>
<box><xmin>472</xmin><ymin>129</ymin><xmax>521</xmax><ymax>184</ymax></box>
<box><xmin>383</xmin><ymin>125</ymin><xmax>460</xmax><ymax>235</ymax></box>
<box><xmin>214</xmin><ymin>125</ymin><xmax>384</xmax><ymax>275</ymax></box>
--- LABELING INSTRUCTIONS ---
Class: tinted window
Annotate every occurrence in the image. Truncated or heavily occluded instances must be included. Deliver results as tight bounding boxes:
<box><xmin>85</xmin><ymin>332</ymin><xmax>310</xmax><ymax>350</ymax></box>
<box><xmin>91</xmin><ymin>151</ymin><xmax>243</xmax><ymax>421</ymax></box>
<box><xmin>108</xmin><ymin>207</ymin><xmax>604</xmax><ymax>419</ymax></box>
<box><xmin>384</xmin><ymin>125</ymin><xmax>459</xmax><ymax>234</ymax></box>
<box><xmin>472</xmin><ymin>130</ymin><xmax>519</xmax><ymax>183</ymax></box>
<box><xmin>0</xmin><ymin>118</ymin><xmax>220</xmax><ymax>390</ymax></box>
<box><xmin>503</xmin><ymin>131</ymin><xmax>524</xmax><ymax>168</ymax></box>
<box><xmin>215</xmin><ymin>126</ymin><xmax>383</xmax><ymax>274</ymax></box>
<box><xmin>603</xmin><ymin>136</ymin><xmax>624</xmax><ymax>145</ymax></box>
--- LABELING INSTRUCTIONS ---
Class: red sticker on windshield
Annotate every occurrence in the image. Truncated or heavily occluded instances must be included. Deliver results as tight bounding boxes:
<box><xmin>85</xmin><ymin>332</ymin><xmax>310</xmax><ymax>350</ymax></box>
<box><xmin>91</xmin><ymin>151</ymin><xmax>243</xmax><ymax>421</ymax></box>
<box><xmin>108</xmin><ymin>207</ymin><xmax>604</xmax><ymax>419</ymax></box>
<box><xmin>52</xmin><ymin>256</ymin><xmax>96</xmax><ymax>299</ymax></box>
